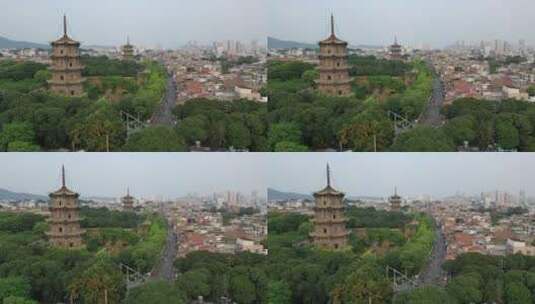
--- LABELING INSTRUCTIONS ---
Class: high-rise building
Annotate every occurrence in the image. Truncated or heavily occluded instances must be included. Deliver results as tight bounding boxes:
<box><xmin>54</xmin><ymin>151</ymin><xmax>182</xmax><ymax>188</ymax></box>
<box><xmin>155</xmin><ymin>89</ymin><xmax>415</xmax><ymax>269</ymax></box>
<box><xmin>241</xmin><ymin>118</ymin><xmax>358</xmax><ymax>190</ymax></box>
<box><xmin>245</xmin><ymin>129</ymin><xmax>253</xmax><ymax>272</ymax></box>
<box><xmin>316</xmin><ymin>15</ymin><xmax>352</xmax><ymax>96</ymax></box>
<box><xmin>389</xmin><ymin>37</ymin><xmax>403</xmax><ymax>61</ymax></box>
<box><xmin>310</xmin><ymin>164</ymin><xmax>349</xmax><ymax>250</ymax></box>
<box><xmin>122</xmin><ymin>36</ymin><xmax>135</xmax><ymax>61</ymax></box>
<box><xmin>46</xmin><ymin>166</ymin><xmax>85</xmax><ymax>249</ymax></box>
<box><xmin>48</xmin><ymin>15</ymin><xmax>85</xmax><ymax>97</ymax></box>
<box><xmin>122</xmin><ymin>187</ymin><xmax>135</xmax><ymax>211</ymax></box>
<box><xmin>389</xmin><ymin>187</ymin><xmax>402</xmax><ymax>212</ymax></box>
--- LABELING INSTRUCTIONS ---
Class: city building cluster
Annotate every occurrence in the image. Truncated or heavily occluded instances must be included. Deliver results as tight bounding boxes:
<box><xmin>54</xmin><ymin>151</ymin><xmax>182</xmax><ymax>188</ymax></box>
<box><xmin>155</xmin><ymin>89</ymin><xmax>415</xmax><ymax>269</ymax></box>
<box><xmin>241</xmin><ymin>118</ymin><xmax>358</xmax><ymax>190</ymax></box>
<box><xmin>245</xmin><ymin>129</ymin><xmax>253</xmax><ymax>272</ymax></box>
<box><xmin>430</xmin><ymin>40</ymin><xmax>535</xmax><ymax>103</ymax></box>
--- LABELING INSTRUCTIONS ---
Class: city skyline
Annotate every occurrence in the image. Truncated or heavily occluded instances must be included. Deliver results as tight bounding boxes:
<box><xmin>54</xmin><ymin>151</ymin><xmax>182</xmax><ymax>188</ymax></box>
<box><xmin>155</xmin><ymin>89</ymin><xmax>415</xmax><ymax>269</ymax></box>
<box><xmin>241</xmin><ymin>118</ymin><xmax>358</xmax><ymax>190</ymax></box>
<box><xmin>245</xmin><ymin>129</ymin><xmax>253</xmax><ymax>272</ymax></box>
<box><xmin>0</xmin><ymin>153</ymin><xmax>266</xmax><ymax>199</ymax></box>
<box><xmin>265</xmin><ymin>153</ymin><xmax>535</xmax><ymax>198</ymax></box>
<box><xmin>267</xmin><ymin>0</ymin><xmax>535</xmax><ymax>48</ymax></box>
<box><xmin>0</xmin><ymin>0</ymin><xmax>267</xmax><ymax>48</ymax></box>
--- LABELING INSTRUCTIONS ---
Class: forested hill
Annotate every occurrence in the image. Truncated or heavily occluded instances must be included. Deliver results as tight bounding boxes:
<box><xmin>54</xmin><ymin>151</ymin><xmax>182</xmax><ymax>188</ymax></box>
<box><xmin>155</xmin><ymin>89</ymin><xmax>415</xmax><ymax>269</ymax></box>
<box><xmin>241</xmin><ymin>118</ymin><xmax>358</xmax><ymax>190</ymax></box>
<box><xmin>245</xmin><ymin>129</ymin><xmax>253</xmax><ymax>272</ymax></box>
<box><xmin>0</xmin><ymin>188</ymin><xmax>47</xmax><ymax>201</ymax></box>
<box><xmin>268</xmin><ymin>37</ymin><xmax>317</xmax><ymax>50</ymax></box>
<box><xmin>267</xmin><ymin>188</ymin><xmax>313</xmax><ymax>201</ymax></box>
<box><xmin>0</xmin><ymin>36</ymin><xmax>49</xmax><ymax>49</ymax></box>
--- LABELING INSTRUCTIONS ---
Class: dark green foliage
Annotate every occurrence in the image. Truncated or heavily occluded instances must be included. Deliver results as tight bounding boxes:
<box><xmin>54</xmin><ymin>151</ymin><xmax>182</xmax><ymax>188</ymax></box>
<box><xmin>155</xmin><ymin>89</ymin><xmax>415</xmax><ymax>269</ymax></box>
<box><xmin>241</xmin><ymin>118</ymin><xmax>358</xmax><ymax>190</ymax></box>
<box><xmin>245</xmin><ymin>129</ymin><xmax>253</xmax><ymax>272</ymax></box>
<box><xmin>0</xmin><ymin>59</ymin><xmax>167</xmax><ymax>151</ymax></box>
<box><xmin>441</xmin><ymin>98</ymin><xmax>535</xmax><ymax>151</ymax></box>
<box><xmin>174</xmin><ymin>251</ymin><xmax>267</xmax><ymax>303</ymax></box>
<box><xmin>394</xmin><ymin>286</ymin><xmax>456</xmax><ymax>304</ymax></box>
<box><xmin>390</xmin><ymin>126</ymin><xmax>456</xmax><ymax>152</ymax></box>
<box><xmin>267</xmin><ymin>211</ymin><xmax>434</xmax><ymax>303</ymax></box>
<box><xmin>122</xmin><ymin>125</ymin><xmax>187</xmax><ymax>152</ymax></box>
<box><xmin>267</xmin><ymin>59</ymin><xmax>433</xmax><ymax>152</ymax></box>
<box><xmin>80</xmin><ymin>206</ymin><xmax>145</xmax><ymax>228</ymax></box>
<box><xmin>268</xmin><ymin>61</ymin><xmax>316</xmax><ymax>81</ymax></box>
<box><xmin>0</xmin><ymin>213</ymin><xmax>44</xmax><ymax>233</ymax></box>
<box><xmin>0</xmin><ymin>211</ymin><xmax>167</xmax><ymax>304</ymax></box>
<box><xmin>348</xmin><ymin>55</ymin><xmax>411</xmax><ymax>77</ymax></box>
<box><xmin>81</xmin><ymin>55</ymin><xmax>143</xmax><ymax>77</ymax></box>
<box><xmin>346</xmin><ymin>207</ymin><xmax>411</xmax><ymax>229</ymax></box>
<box><xmin>442</xmin><ymin>252</ymin><xmax>535</xmax><ymax>303</ymax></box>
<box><xmin>173</xmin><ymin>98</ymin><xmax>268</xmax><ymax>151</ymax></box>
<box><xmin>0</xmin><ymin>61</ymin><xmax>47</xmax><ymax>81</ymax></box>
<box><xmin>125</xmin><ymin>281</ymin><xmax>186</xmax><ymax>304</ymax></box>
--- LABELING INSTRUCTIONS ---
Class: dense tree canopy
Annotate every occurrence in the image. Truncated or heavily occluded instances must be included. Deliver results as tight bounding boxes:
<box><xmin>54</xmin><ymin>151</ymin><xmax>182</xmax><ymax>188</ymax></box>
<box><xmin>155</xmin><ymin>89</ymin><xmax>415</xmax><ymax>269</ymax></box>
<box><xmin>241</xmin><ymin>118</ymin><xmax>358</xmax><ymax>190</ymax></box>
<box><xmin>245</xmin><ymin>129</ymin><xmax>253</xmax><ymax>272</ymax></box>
<box><xmin>266</xmin><ymin>57</ymin><xmax>433</xmax><ymax>151</ymax></box>
<box><xmin>0</xmin><ymin>210</ymin><xmax>167</xmax><ymax>304</ymax></box>
<box><xmin>267</xmin><ymin>209</ymin><xmax>434</xmax><ymax>303</ymax></box>
<box><xmin>0</xmin><ymin>58</ymin><xmax>166</xmax><ymax>151</ymax></box>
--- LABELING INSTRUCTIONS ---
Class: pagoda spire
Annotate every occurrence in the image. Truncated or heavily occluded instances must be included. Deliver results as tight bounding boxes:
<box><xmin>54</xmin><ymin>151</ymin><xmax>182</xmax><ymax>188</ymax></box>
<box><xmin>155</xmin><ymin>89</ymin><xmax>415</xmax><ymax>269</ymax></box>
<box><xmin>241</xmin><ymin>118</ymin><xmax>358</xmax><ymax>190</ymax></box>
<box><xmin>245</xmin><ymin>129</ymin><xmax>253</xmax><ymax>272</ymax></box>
<box><xmin>63</xmin><ymin>14</ymin><xmax>67</xmax><ymax>37</ymax></box>
<box><xmin>330</xmin><ymin>14</ymin><xmax>335</xmax><ymax>37</ymax></box>
<box><xmin>61</xmin><ymin>165</ymin><xmax>66</xmax><ymax>187</ymax></box>
<box><xmin>127</xmin><ymin>187</ymin><xmax>130</xmax><ymax>196</ymax></box>
<box><xmin>394</xmin><ymin>186</ymin><xmax>397</xmax><ymax>196</ymax></box>
<box><xmin>127</xmin><ymin>35</ymin><xmax>130</xmax><ymax>45</ymax></box>
<box><xmin>326</xmin><ymin>163</ymin><xmax>331</xmax><ymax>187</ymax></box>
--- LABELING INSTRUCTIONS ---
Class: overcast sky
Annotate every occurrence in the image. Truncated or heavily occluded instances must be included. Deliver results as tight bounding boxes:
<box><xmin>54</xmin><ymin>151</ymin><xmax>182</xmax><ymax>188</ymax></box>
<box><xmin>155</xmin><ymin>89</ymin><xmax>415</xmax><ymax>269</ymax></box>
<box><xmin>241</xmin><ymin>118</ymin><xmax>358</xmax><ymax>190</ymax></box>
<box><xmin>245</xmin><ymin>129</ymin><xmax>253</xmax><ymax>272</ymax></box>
<box><xmin>267</xmin><ymin>0</ymin><xmax>535</xmax><ymax>48</ymax></box>
<box><xmin>265</xmin><ymin>153</ymin><xmax>535</xmax><ymax>199</ymax></box>
<box><xmin>2</xmin><ymin>0</ymin><xmax>532</xmax><ymax>49</ymax></box>
<box><xmin>0</xmin><ymin>153</ymin><xmax>266</xmax><ymax>199</ymax></box>
<box><xmin>0</xmin><ymin>0</ymin><xmax>267</xmax><ymax>48</ymax></box>
<box><xmin>1</xmin><ymin>153</ymin><xmax>535</xmax><ymax>200</ymax></box>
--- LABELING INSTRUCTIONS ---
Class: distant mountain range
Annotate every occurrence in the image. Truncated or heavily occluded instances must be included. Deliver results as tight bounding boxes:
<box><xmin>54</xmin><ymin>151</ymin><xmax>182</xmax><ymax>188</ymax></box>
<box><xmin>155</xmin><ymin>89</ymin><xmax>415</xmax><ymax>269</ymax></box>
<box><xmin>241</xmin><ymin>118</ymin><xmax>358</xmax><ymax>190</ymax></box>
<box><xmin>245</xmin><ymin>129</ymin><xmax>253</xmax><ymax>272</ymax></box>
<box><xmin>0</xmin><ymin>188</ymin><xmax>48</xmax><ymax>201</ymax></box>
<box><xmin>267</xmin><ymin>188</ymin><xmax>313</xmax><ymax>201</ymax></box>
<box><xmin>268</xmin><ymin>37</ymin><xmax>318</xmax><ymax>50</ymax></box>
<box><xmin>0</xmin><ymin>36</ymin><xmax>50</xmax><ymax>49</ymax></box>
<box><xmin>268</xmin><ymin>36</ymin><xmax>383</xmax><ymax>50</ymax></box>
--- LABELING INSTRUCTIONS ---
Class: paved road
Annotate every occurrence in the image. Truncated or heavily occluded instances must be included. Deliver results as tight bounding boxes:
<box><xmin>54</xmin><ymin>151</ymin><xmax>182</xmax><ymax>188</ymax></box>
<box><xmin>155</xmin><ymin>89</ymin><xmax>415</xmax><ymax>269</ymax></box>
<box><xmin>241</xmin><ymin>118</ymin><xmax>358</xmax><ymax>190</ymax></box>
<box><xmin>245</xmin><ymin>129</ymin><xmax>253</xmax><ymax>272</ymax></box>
<box><xmin>418</xmin><ymin>225</ymin><xmax>447</xmax><ymax>286</ymax></box>
<box><xmin>150</xmin><ymin>74</ymin><xmax>177</xmax><ymax>126</ymax></box>
<box><xmin>419</xmin><ymin>63</ymin><xmax>446</xmax><ymax>127</ymax></box>
<box><xmin>152</xmin><ymin>224</ymin><xmax>178</xmax><ymax>282</ymax></box>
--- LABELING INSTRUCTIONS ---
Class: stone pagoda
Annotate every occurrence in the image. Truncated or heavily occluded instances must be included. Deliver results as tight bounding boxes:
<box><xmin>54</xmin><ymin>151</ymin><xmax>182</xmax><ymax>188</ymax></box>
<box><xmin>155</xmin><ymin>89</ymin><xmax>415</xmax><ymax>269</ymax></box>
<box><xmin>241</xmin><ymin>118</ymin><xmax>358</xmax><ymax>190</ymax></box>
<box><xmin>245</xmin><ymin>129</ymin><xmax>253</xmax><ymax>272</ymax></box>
<box><xmin>389</xmin><ymin>37</ymin><xmax>403</xmax><ymax>61</ymax></box>
<box><xmin>46</xmin><ymin>165</ymin><xmax>85</xmax><ymax>249</ymax></box>
<box><xmin>389</xmin><ymin>187</ymin><xmax>402</xmax><ymax>212</ymax></box>
<box><xmin>122</xmin><ymin>36</ymin><xmax>135</xmax><ymax>61</ymax></box>
<box><xmin>48</xmin><ymin>15</ymin><xmax>85</xmax><ymax>97</ymax></box>
<box><xmin>121</xmin><ymin>187</ymin><xmax>135</xmax><ymax>211</ymax></box>
<box><xmin>316</xmin><ymin>14</ymin><xmax>352</xmax><ymax>96</ymax></box>
<box><xmin>310</xmin><ymin>164</ymin><xmax>349</xmax><ymax>250</ymax></box>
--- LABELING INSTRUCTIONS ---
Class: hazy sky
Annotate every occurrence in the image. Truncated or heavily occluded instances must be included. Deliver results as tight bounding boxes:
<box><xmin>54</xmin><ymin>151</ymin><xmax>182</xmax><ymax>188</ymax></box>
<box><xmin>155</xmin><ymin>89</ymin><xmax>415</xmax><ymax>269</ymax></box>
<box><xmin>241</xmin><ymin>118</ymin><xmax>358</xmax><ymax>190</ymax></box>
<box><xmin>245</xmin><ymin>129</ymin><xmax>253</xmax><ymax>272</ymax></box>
<box><xmin>0</xmin><ymin>0</ymin><xmax>267</xmax><ymax>48</ymax></box>
<box><xmin>267</xmin><ymin>0</ymin><xmax>535</xmax><ymax>48</ymax></box>
<box><xmin>265</xmin><ymin>153</ymin><xmax>535</xmax><ymax>198</ymax></box>
<box><xmin>0</xmin><ymin>153</ymin><xmax>267</xmax><ymax>199</ymax></box>
<box><xmin>2</xmin><ymin>153</ymin><xmax>535</xmax><ymax>200</ymax></box>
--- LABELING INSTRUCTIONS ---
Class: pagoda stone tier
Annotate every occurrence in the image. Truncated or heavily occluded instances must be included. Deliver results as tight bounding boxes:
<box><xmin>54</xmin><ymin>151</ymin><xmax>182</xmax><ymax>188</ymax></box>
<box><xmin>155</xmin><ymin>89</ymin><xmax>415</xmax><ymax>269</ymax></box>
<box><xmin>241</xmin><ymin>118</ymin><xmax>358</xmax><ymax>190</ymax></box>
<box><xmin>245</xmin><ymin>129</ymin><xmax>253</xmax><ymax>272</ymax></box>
<box><xmin>48</xmin><ymin>15</ymin><xmax>85</xmax><ymax>97</ymax></box>
<box><xmin>310</xmin><ymin>164</ymin><xmax>349</xmax><ymax>250</ymax></box>
<box><xmin>46</xmin><ymin>166</ymin><xmax>85</xmax><ymax>249</ymax></box>
<box><xmin>316</xmin><ymin>15</ymin><xmax>353</xmax><ymax>97</ymax></box>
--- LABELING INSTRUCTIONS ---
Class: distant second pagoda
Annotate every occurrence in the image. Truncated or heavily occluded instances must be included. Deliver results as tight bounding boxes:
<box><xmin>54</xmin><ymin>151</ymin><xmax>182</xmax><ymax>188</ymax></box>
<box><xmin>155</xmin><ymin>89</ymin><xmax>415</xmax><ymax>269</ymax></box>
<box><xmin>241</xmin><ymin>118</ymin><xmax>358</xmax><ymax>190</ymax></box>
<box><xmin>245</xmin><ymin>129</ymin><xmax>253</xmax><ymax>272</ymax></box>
<box><xmin>48</xmin><ymin>15</ymin><xmax>85</xmax><ymax>97</ymax></box>
<box><xmin>389</xmin><ymin>187</ymin><xmax>402</xmax><ymax>212</ymax></box>
<box><xmin>310</xmin><ymin>164</ymin><xmax>349</xmax><ymax>250</ymax></box>
<box><xmin>316</xmin><ymin>15</ymin><xmax>352</xmax><ymax>97</ymax></box>
<box><xmin>46</xmin><ymin>165</ymin><xmax>85</xmax><ymax>249</ymax></box>
<box><xmin>389</xmin><ymin>37</ymin><xmax>403</xmax><ymax>61</ymax></box>
<box><xmin>121</xmin><ymin>187</ymin><xmax>135</xmax><ymax>211</ymax></box>
<box><xmin>121</xmin><ymin>36</ymin><xmax>135</xmax><ymax>61</ymax></box>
